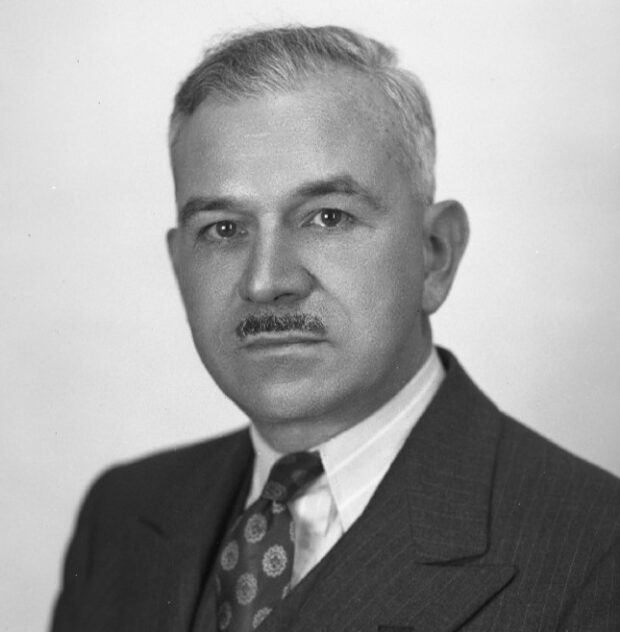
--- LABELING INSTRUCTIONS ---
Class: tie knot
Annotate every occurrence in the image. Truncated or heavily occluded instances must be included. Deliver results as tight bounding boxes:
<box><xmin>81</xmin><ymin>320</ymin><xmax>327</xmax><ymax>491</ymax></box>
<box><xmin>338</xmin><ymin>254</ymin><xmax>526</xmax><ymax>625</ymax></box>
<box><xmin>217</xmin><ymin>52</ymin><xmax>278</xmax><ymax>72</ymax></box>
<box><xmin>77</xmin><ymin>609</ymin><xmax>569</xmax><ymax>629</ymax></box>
<box><xmin>261</xmin><ymin>451</ymin><xmax>323</xmax><ymax>503</ymax></box>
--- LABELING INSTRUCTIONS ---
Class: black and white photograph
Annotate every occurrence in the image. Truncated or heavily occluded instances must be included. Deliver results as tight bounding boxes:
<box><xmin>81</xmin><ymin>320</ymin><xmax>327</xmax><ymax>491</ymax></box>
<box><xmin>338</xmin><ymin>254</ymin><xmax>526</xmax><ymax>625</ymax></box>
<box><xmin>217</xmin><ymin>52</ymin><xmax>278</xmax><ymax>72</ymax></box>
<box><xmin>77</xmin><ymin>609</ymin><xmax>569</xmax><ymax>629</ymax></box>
<box><xmin>2</xmin><ymin>1</ymin><xmax>619</xmax><ymax>630</ymax></box>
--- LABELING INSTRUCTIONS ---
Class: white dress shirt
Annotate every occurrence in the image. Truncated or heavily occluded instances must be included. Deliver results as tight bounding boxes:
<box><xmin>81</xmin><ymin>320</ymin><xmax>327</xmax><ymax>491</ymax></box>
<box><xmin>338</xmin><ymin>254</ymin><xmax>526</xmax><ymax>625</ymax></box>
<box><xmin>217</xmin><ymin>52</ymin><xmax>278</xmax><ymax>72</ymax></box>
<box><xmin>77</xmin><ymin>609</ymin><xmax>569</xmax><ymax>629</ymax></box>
<box><xmin>247</xmin><ymin>348</ymin><xmax>445</xmax><ymax>586</ymax></box>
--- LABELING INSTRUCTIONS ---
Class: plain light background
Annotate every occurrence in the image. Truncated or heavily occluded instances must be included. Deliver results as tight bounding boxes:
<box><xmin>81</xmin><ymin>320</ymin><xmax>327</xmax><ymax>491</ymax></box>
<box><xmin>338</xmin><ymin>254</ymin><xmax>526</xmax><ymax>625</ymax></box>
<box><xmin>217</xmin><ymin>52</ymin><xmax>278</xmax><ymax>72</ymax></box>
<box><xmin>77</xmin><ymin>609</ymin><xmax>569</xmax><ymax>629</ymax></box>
<box><xmin>2</xmin><ymin>1</ymin><xmax>619</xmax><ymax>629</ymax></box>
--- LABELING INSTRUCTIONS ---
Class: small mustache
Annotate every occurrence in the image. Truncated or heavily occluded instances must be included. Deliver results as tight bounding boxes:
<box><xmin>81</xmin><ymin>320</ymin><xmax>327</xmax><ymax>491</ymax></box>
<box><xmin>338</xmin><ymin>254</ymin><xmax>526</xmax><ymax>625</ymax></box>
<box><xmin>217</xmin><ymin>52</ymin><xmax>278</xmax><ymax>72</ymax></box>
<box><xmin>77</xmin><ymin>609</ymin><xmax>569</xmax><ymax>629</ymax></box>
<box><xmin>236</xmin><ymin>312</ymin><xmax>327</xmax><ymax>339</ymax></box>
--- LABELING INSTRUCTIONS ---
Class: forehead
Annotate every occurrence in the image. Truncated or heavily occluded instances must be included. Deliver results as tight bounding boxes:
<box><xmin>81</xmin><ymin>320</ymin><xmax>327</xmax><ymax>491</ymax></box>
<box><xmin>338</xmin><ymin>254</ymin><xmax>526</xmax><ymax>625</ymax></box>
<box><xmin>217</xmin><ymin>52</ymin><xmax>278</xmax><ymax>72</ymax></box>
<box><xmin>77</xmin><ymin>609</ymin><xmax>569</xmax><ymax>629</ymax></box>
<box><xmin>171</xmin><ymin>73</ymin><xmax>409</xmax><ymax>205</ymax></box>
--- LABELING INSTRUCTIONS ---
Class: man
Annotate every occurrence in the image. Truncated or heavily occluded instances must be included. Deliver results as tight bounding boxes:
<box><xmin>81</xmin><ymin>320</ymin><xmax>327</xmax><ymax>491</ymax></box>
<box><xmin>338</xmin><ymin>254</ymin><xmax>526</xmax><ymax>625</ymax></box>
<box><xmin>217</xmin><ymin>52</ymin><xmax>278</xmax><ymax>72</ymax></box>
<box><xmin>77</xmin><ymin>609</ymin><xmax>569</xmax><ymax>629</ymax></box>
<box><xmin>52</xmin><ymin>25</ymin><xmax>620</xmax><ymax>631</ymax></box>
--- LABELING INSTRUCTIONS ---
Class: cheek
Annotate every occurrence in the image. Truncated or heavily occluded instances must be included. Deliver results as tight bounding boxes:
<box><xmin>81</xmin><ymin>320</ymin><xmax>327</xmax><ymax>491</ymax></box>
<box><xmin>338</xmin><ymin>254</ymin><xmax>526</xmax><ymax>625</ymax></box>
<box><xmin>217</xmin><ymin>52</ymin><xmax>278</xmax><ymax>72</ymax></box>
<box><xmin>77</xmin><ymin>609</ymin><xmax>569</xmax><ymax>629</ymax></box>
<box><xmin>177</xmin><ymin>261</ymin><xmax>237</xmax><ymax>378</ymax></box>
<box><xmin>318</xmin><ymin>236</ymin><xmax>425</xmax><ymax>348</ymax></box>
<box><xmin>177</xmin><ymin>258</ymin><xmax>233</xmax><ymax>327</ymax></box>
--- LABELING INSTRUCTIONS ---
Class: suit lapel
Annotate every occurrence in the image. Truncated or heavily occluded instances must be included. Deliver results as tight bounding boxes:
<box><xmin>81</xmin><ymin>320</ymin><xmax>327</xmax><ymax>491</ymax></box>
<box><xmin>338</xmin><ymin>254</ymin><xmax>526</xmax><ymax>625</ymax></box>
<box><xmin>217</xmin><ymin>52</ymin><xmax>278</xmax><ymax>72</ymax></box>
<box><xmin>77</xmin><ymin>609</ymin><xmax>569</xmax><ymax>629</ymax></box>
<box><xmin>117</xmin><ymin>430</ymin><xmax>253</xmax><ymax>632</ymax></box>
<box><xmin>262</xmin><ymin>352</ymin><xmax>516</xmax><ymax>632</ymax></box>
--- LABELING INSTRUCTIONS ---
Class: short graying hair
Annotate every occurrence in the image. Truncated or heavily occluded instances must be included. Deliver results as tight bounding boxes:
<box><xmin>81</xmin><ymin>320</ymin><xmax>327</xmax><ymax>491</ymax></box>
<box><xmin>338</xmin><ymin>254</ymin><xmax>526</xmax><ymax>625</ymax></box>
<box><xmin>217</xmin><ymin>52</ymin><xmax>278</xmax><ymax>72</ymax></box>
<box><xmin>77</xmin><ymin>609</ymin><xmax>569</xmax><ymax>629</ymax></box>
<box><xmin>170</xmin><ymin>25</ymin><xmax>436</xmax><ymax>203</ymax></box>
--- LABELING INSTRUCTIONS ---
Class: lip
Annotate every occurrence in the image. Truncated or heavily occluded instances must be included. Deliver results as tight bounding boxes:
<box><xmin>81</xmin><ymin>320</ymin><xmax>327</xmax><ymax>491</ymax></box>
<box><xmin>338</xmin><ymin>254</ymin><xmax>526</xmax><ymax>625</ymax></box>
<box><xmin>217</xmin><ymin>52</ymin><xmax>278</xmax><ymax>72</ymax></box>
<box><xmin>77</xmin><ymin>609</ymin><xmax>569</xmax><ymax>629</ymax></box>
<box><xmin>240</xmin><ymin>333</ymin><xmax>326</xmax><ymax>349</ymax></box>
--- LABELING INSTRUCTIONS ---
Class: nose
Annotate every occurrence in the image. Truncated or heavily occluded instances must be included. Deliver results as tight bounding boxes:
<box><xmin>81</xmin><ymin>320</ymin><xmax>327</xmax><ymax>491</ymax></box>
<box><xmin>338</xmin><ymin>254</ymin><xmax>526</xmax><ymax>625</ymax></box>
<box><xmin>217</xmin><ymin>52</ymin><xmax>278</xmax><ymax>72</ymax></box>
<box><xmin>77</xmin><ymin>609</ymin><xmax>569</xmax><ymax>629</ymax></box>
<box><xmin>238</xmin><ymin>228</ymin><xmax>313</xmax><ymax>305</ymax></box>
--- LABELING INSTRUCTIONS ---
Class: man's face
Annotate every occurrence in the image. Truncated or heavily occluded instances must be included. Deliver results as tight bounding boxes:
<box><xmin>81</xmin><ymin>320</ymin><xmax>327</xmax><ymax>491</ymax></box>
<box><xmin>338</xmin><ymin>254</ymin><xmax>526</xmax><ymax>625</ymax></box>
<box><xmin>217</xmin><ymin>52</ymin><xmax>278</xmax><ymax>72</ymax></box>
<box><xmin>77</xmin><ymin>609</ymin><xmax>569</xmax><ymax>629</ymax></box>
<box><xmin>169</xmin><ymin>74</ymin><xmax>433</xmax><ymax>444</ymax></box>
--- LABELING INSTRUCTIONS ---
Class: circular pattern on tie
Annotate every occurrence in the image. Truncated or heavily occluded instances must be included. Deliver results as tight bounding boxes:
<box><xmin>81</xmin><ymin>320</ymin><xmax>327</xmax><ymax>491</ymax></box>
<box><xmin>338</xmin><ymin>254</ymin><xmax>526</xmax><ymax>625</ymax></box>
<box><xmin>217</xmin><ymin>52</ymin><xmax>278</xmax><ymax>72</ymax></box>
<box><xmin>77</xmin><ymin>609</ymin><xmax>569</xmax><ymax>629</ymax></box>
<box><xmin>220</xmin><ymin>540</ymin><xmax>239</xmax><ymax>571</ymax></box>
<box><xmin>252</xmin><ymin>606</ymin><xmax>272</xmax><ymax>629</ymax></box>
<box><xmin>236</xmin><ymin>572</ymin><xmax>258</xmax><ymax>605</ymax></box>
<box><xmin>271</xmin><ymin>501</ymin><xmax>286</xmax><ymax>514</ymax></box>
<box><xmin>244</xmin><ymin>513</ymin><xmax>267</xmax><ymax>543</ymax></box>
<box><xmin>217</xmin><ymin>601</ymin><xmax>232</xmax><ymax>630</ymax></box>
<box><xmin>262</xmin><ymin>481</ymin><xmax>287</xmax><ymax>501</ymax></box>
<box><xmin>262</xmin><ymin>544</ymin><xmax>288</xmax><ymax>577</ymax></box>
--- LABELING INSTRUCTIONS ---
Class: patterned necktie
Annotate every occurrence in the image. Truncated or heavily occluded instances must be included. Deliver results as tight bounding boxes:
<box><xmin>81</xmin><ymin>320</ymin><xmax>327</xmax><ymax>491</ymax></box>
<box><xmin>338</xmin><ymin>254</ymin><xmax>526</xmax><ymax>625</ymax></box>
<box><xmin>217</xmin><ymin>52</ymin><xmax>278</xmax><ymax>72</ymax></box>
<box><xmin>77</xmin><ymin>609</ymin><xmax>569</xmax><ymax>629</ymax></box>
<box><xmin>215</xmin><ymin>451</ymin><xmax>324</xmax><ymax>631</ymax></box>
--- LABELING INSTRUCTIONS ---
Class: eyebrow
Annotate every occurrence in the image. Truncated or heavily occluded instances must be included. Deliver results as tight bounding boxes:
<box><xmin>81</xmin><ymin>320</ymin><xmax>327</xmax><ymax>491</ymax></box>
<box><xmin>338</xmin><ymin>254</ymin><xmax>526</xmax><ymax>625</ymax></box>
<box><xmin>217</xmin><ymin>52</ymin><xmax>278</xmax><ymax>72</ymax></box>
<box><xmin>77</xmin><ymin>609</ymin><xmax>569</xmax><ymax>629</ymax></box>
<box><xmin>292</xmin><ymin>174</ymin><xmax>384</xmax><ymax>212</ymax></box>
<box><xmin>178</xmin><ymin>195</ymin><xmax>241</xmax><ymax>225</ymax></box>
<box><xmin>177</xmin><ymin>173</ymin><xmax>384</xmax><ymax>225</ymax></box>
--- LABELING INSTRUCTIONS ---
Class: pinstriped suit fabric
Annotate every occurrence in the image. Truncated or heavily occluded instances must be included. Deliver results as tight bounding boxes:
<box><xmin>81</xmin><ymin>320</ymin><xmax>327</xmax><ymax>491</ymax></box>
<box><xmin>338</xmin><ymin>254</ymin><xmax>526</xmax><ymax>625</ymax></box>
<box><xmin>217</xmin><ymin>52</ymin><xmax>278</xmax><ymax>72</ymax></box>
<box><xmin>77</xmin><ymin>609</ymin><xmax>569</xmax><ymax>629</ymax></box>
<box><xmin>51</xmin><ymin>350</ymin><xmax>620</xmax><ymax>632</ymax></box>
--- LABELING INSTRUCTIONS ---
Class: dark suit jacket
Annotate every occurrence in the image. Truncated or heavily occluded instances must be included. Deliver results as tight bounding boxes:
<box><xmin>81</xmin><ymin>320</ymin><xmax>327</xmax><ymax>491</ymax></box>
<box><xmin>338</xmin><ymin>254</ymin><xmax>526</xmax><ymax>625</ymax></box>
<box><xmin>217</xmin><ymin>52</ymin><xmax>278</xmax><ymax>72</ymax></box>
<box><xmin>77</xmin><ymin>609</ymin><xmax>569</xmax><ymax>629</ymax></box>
<box><xmin>51</xmin><ymin>350</ymin><xmax>620</xmax><ymax>631</ymax></box>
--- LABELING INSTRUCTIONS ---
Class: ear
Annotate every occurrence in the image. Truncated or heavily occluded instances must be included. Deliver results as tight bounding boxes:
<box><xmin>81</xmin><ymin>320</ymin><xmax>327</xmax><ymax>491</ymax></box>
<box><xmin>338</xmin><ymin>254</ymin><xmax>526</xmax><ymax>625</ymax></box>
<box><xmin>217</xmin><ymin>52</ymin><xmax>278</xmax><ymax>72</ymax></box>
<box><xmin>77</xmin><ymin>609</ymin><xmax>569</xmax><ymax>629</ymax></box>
<box><xmin>421</xmin><ymin>199</ymin><xmax>469</xmax><ymax>315</ymax></box>
<box><xmin>166</xmin><ymin>227</ymin><xmax>180</xmax><ymax>280</ymax></box>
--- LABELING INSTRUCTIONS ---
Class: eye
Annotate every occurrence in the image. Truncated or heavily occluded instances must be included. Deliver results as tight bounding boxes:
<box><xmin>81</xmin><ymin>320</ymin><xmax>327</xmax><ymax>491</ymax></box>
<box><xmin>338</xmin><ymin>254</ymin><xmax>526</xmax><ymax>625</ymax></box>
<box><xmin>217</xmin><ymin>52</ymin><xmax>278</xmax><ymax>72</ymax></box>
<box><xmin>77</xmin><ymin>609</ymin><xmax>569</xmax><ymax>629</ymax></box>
<box><xmin>203</xmin><ymin>220</ymin><xmax>239</xmax><ymax>240</ymax></box>
<box><xmin>310</xmin><ymin>209</ymin><xmax>350</xmax><ymax>228</ymax></box>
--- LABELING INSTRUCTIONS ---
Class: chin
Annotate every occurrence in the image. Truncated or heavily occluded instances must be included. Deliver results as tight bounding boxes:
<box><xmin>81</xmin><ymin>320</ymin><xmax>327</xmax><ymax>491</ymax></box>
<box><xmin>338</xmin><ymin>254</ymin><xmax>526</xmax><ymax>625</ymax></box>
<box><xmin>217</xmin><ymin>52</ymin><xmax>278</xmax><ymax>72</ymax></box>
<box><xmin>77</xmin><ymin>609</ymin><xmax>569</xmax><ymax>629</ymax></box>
<box><xmin>230</xmin><ymin>380</ymin><xmax>338</xmax><ymax>425</ymax></box>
